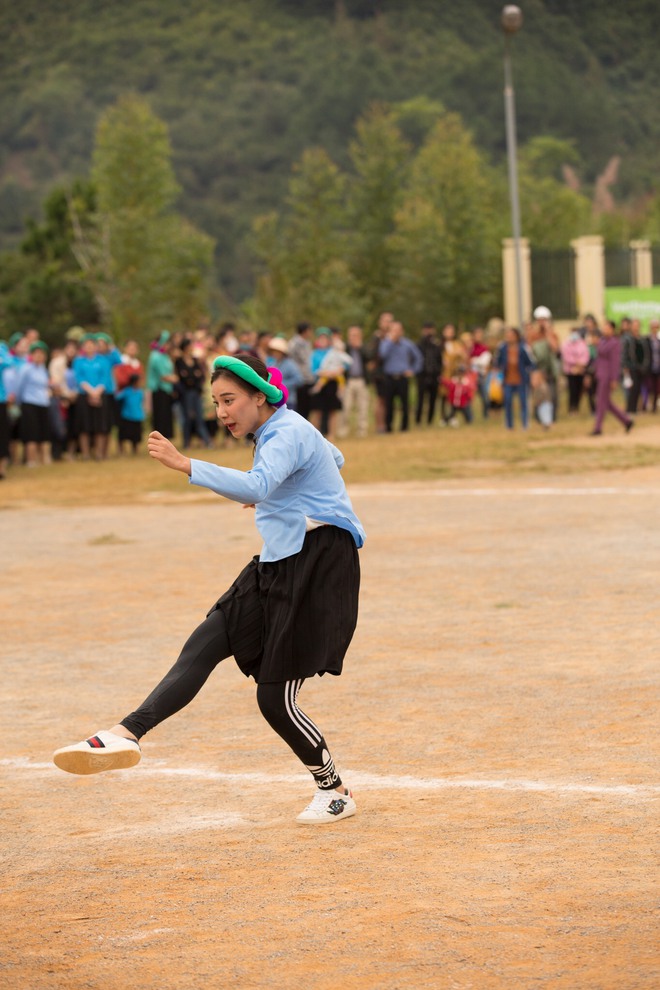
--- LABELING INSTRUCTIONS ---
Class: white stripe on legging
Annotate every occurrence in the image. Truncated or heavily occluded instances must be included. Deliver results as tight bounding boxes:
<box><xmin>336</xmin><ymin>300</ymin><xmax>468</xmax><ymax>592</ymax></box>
<box><xmin>284</xmin><ymin>679</ymin><xmax>322</xmax><ymax>746</ymax></box>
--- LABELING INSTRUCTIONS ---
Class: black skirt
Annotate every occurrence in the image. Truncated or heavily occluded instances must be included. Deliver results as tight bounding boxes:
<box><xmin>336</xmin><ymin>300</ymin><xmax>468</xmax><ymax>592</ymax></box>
<box><xmin>207</xmin><ymin>525</ymin><xmax>360</xmax><ymax>683</ymax></box>
<box><xmin>152</xmin><ymin>389</ymin><xmax>174</xmax><ymax>438</ymax></box>
<box><xmin>0</xmin><ymin>402</ymin><xmax>9</xmax><ymax>459</ymax></box>
<box><xmin>76</xmin><ymin>394</ymin><xmax>112</xmax><ymax>435</ymax></box>
<box><xmin>20</xmin><ymin>402</ymin><xmax>51</xmax><ymax>444</ymax></box>
<box><xmin>118</xmin><ymin>417</ymin><xmax>143</xmax><ymax>445</ymax></box>
<box><xmin>310</xmin><ymin>380</ymin><xmax>343</xmax><ymax>413</ymax></box>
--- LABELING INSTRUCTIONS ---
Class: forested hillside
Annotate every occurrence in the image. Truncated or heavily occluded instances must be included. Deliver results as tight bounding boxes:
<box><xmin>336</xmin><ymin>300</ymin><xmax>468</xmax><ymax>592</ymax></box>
<box><xmin>2</xmin><ymin>0</ymin><xmax>660</xmax><ymax>303</ymax></box>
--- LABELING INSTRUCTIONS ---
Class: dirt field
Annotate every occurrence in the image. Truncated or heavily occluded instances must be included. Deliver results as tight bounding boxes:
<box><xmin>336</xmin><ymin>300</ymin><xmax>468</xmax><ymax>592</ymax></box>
<box><xmin>1</xmin><ymin>468</ymin><xmax>658</xmax><ymax>990</ymax></box>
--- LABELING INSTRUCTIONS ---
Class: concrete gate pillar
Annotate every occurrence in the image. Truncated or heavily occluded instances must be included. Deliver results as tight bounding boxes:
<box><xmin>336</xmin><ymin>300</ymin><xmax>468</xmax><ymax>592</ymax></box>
<box><xmin>630</xmin><ymin>240</ymin><xmax>653</xmax><ymax>289</ymax></box>
<box><xmin>570</xmin><ymin>235</ymin><xmax>605</xmax><ymax>324</ymax></box>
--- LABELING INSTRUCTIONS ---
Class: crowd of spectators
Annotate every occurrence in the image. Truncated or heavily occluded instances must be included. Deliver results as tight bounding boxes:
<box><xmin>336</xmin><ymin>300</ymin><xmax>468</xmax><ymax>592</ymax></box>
<box><xmin>1</xmin><ymin>308</ymin><xmax>656</xmax><ymax>478</ymax></box>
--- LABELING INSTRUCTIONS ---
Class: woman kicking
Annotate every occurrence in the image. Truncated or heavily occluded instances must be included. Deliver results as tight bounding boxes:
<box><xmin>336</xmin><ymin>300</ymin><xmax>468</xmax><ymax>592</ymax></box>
<box><xmin>53</xmin><ymin>354</ymin><xmax>365</xmax><ymax>825</ymax></box>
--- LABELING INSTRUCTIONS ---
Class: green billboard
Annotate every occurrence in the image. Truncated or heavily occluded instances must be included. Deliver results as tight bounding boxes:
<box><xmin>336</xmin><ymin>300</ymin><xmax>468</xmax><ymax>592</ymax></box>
<box><xmin>604</xmin><ymin>287</ymin><xmax>660</xmax><ymax>331</ymax></box>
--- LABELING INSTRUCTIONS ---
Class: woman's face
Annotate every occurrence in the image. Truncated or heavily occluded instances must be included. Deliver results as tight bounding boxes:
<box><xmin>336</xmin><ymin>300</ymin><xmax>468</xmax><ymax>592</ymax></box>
<box><xmin>211</xmin><ymin>375</ymin><xmax>270</xmax><ymax>438</ymax></box>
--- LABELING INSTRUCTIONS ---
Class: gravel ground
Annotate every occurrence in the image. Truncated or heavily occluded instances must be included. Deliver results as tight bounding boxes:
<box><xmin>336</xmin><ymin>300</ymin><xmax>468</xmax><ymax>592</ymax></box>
<box><xmin>1</xmin><ymin>469</ymin><xmax>658</xmax><ymax>990</ymax></box>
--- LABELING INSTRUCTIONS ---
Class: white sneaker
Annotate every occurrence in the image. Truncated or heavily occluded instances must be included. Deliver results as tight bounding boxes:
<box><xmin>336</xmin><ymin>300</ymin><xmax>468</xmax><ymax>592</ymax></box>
<box><xmin>296</xmin><ymin>787</ymin><xmax>357</xmax><ymax>825</ymax></box>
<box><xmin>53</xmin><ymin>731</ymin><xmax>141</xmax><ymax>775</ymax></box>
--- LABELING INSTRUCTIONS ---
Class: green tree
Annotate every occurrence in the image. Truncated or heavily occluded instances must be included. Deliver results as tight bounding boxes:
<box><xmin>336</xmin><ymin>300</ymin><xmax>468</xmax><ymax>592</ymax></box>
<box><xmin>251</xmin><ymin>147</ymin><xmax>364</xmax><ymax>330</ymax></box>
<box><xmin>76</xmin><ymin>94</ymin><xmax>214</xmax><ymax>343</ymax></box>
<box><xmin>0</xmin><ymin>181</ymin><xmax>99</xmax><ymax>339</ymax></box>
<box><xmin>93</xmin><ymin>96</ymin><xmax>180</xmax><ymax>217</ymax></box>
<box><xmin>346</xmin><ymin>104</ymin><xmax>410</xmax><ymax>323</ymax></box>
<box><xmin>518</xmin><ymin>137</ymin><xmax>592</xmax><ymax>248</ymax></box>
<box><xmin>642</xmin><ymin>191</ymin><xmax>660</xmax><ymax>246</ymax></box>
<box><xmin>390</xmin><ymin>113</ymin><xmax>502</xmax><ymax>328</ymax></box>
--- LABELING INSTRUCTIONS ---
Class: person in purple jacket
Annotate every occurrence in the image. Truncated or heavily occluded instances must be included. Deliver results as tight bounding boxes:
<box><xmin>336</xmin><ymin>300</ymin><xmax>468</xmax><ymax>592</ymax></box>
<box><xmin>591</xmin><ymin>320</ymin><xmax>634</xmax><ymax>436</ymax></box>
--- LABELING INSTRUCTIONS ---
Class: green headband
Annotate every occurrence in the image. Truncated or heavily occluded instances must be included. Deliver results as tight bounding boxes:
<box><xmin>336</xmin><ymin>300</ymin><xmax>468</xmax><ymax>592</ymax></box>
<box><xmin>212</xmin><ymin>355</ymin><xmax>284</xmax><ymax>405</ymax></box>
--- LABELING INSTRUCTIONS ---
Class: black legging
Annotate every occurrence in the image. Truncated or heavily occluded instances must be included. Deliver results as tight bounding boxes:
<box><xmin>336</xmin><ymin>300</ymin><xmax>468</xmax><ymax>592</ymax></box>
<box><xmin>120</xmin><ymin>609</ymin><xmax>342</xmax><ymax>790</ymax></box>
<box><xmin>415</xmin><ymin>374</ymin><xmax>438</xmax><ymax>425</ymax></box>
<box><xmin>151</xmin><ymin>388</ymin><xmax>174</xmax><ymax>438</ymax></box>
<box><xmin>384</xmin><ymin>375</ymin><xmax>410</xmax><ymax>431</ymax></box>
<box><xmin>566</xmin><ymin>373</ymin><xmax>584</xmax><ymax>413</ymax></box>
<box><xmin>626</xmin><ymin>370</ymin><xmax>643</xmax><ymax>414</ymax></box>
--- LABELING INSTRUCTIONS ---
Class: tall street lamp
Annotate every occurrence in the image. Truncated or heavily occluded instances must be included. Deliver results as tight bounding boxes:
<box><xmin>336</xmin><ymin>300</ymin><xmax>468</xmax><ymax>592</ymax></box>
<box><xmin>502</xmin><ymin>5</ymin><xmax>524</xmax><ymax>329</ymax></box>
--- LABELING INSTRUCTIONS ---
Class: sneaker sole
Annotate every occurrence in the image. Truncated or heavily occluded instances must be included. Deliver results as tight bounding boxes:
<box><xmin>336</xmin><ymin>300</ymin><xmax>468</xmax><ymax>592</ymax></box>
<box><xmin>296</xmin><ymin>804</ymin><xmax>357</xmax><ymax>825</ymax></box>
<box><xmin>53</xmin><ymin>747</ymin><xmax>141</xmax><ymax>775</ymax></box>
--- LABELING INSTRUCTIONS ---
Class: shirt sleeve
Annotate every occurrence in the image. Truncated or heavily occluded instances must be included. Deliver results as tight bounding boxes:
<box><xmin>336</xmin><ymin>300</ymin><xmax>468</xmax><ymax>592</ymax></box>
<box><xmin>14</xmin><ymin>364</ymin><xmax>28</xmax><ymax>403</ymax></box>
<box><xmin>72</xmin><ymin>357</ymin><xmax>85</xmax><ymax>388</ymax></box>
<box><xmin>189</xmin><ymin>426</ymin><xmax>304</xmax><ymax>504</ymax></box>
<box><xmin>325</xmin><ymin>439</ymin><xmax>344</xmax><ymax>469</ymax></box>
<box><xmin>408</xmin><ymin>341</ymin><xmax>424</xmax><ymax>373</ymax></box>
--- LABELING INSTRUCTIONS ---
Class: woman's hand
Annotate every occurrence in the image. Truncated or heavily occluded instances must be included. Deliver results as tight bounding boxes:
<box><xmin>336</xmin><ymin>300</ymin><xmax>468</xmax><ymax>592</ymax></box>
<box><xmin>147</xmin><ymin>432</ymin><xmax>191</xmax><ymax>475</ymax></box>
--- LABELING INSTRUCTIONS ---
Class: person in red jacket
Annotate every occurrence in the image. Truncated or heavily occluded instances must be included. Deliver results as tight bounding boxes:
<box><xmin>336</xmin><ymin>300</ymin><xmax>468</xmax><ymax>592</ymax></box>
<box><xmin>441</xmin><ymin>365</ymin><xmax>476</xmax><ymax>426</ymax></box>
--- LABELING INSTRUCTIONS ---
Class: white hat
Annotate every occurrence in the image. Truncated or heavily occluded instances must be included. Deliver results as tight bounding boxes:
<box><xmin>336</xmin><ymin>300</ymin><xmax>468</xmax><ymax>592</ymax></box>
<box><xmin>533</xmin><ymin>305</ymin><xmax>552</xmax><ymax>320</ymax></box>
<box><xmin>268</xmin><ymin>337</ymin><xmax>289</xmax><ymax>355</ymax></box>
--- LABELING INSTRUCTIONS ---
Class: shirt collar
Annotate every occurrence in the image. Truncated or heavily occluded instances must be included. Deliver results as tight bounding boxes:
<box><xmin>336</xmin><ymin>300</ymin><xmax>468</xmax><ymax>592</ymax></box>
<box><xmin>253</xmin><ymin>404</ymin><xmax>285</xmax><ymax>442</ymax></box>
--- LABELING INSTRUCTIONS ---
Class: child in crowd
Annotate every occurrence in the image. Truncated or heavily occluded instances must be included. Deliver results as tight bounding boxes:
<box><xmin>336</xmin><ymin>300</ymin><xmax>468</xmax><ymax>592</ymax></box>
<box><xmin>441</xmin><ymin>365</ymin><xmax>476</xmax><ymax>426</ymax></box>
<box><xmin>116</xmin><ymin>373</ymin><xmax>146</xmax><ymax>455</ymax></box>
<box><xmin>531</xmin><ymin>370</ymin><xmax>553</xmax><ymax>430</ymax></box>
<box><xmin>310</xmin><ymin>332</ymin><xmax>353</xmax><ymax>397</ymax></box>
<box><xmin>266</xmin><ymin>337</ymin><xmax>304</xmax><ymax>411</ymax></box>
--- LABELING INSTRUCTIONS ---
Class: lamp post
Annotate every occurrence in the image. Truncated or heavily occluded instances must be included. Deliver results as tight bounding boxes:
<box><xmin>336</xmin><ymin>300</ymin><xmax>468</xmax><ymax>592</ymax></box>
<box><xmin>502</xmin><ymin>5</ymin><xmax>524</xmax><ymax>329</ymax></box>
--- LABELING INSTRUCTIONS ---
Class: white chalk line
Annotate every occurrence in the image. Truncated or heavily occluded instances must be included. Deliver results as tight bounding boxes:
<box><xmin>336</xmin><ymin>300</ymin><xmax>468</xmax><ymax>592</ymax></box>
<box><xmin>103</xmin><ymin>928</ymin><xmax>176</xmax><ymax>944</ymax></box>
<box><xmin>3</xmin><ymin>758</ymin><xmax>658</xmax><ymax>798</ymax></box>
<box><xmin>352</xmin><ymin>486</ymin><xmax>660</xmax><ymax>498</ymax></box>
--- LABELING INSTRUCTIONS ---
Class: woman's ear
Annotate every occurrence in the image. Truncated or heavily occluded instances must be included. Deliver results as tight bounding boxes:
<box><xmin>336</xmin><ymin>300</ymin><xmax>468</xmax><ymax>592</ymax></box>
<box><xmin>255</xmin><ymin>392</ymin><xmax>267</xmax><ymax>407</ymax></box>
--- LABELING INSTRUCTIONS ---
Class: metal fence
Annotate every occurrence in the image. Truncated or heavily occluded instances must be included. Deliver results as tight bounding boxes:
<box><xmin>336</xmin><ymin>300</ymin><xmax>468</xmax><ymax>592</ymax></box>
<box><xmin>652</xmin><ymin>247</ymin><xmax>660</xmax><ymax>285</ymax></box>
<box><xmin>605</xmin><ymin>248</ymin><xmax>633</xmax><ymax>287</ymax></box>
<box><xmin>531</xmin><ymin>248</ymin><xmax>576</xmax><ymax>319</ymax></box>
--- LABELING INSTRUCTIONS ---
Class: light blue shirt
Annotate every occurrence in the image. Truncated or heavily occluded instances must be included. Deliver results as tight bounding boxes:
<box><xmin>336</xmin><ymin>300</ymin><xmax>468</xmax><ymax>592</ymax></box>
<box><xmin>189</xmin><ymin>406</ymin><xmax>365</xmax><ymax>562</ymax></box>
<box><xmin>98</xmin><ymin>348</ymin><xmax>121</xmax><ymax>394</ymax></box>
<box><xmin>379</xmin><ymin>337</ymin><xmax>423</xmax><ymax>375</ymax></box>
<box><xmin>271</xmin><ymin>355</ymin><xmax>304</xmax><ymax>408</ymax></box>
<box><xmin>73</xmin><ymin>354</ymin><xmax>106</xmax><ymax>392</ymax></box>
<box><xmin>310</xmin><ymin>348</ymin><xmax>329</xmax><ymax>375</ymax></box>
<box><xmin>3</xmin><ymin>355</ymin><xmax>25</xmax><ymax>399</ymax></box>
<box><xmin>15</xmin><ymin>361</ymin><xmax>50</xmax><ymax>407</ymax></box>
<box><xmin>116</xmin><ymin>386</ymin><xmax>145</xmax><ymax>422</ymax></box>
<box><xmin>0</xmin><ymin>345</ymin><xmax>14</xmax><ymax>403</ymax></box>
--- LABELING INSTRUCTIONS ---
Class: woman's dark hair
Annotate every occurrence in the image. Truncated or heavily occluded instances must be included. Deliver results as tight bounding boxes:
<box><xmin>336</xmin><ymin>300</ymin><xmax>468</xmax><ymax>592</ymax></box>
<box><xmin>210</xmin><ymin>354</ymin><xmax>269</xmax><ymax>394</ymax></box>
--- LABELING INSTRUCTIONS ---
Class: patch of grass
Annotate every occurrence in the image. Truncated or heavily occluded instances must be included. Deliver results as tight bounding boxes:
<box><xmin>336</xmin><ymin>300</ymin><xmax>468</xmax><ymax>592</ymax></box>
<box><xmin>1</xmin><ymin>411</ymin><xmax>658</xmax><ymax>509</ymax></box>
<box><xmin>88</xmin><ymin>533</ymin><xmax>134</xmax><ymax>546</ymax></box>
